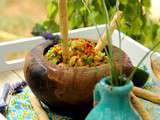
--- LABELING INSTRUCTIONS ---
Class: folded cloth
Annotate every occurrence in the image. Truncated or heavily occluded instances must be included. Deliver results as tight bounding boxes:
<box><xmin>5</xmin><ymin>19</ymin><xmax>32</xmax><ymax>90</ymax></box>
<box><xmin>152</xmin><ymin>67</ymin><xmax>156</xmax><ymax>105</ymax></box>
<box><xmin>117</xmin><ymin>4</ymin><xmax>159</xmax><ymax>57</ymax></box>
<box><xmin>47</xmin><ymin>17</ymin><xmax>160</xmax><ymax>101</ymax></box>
<box><xmin>6</xmin><ymin>78</ymin><xmax>160</xmax><ymax>120</ymax></box>
<box><xmin>7</xmin><ymin>87</ymin><xmax>38</xmax><ymax>120</ymax></box>
<box><xmin>6</xmin><ymin>87</ymin><xmax>71</xmax><ymax>120</ymax></box>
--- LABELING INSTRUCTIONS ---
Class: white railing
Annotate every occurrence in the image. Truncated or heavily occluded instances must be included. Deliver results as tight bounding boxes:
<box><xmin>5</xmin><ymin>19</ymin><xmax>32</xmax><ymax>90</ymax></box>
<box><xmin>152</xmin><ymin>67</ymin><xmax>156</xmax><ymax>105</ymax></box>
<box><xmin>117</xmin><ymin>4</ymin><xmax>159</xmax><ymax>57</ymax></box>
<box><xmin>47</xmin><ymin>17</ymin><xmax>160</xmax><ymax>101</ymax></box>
<box><xmin>0</xmin><ymin>25</ymin><xmax>151</xmax><ymax>72</ymax></box>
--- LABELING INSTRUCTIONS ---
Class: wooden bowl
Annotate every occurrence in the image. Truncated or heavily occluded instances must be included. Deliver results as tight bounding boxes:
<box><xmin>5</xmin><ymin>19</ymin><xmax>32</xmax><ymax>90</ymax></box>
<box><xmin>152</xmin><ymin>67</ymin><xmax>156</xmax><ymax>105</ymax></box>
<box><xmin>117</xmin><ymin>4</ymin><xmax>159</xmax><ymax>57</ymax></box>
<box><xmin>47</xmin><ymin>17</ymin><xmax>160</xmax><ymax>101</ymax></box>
<box><xmin>24</xmin><ymin>39</ymin><xmax>133</xmax><ymax>119</ymax></box>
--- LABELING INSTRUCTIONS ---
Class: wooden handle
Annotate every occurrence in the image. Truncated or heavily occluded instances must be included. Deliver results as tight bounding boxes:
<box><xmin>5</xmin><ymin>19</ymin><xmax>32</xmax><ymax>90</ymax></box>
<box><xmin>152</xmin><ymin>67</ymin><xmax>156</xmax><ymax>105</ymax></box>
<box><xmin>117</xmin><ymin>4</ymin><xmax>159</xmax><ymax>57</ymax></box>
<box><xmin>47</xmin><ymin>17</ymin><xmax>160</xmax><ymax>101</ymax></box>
<box><xmin>131</xmin><ymin>92</ymin><xmax>151</xmax><ymax>120</ymax></box>
<box><xmin>133</xmin><ymin>86</ymin><xmax>160</xmax><ymax>104</ymax></box>
<box><xmin>29</xmin><ymin>93</ymin><xmax>49</xmax><ymax>120</ymax></box>
<box><xmin>58</xmin><ymin>0</ymin><xmax>69</xmax><ymax>62</ymax></box>
<box><xmin>110</xmin><ymin>11</ymin><xmax>123</xmax><ymax>33</ymax></box>
<box><xmin>95</xmin><ymin>11</ymin><xmax>123</xmax><ymax>52</ymax></box>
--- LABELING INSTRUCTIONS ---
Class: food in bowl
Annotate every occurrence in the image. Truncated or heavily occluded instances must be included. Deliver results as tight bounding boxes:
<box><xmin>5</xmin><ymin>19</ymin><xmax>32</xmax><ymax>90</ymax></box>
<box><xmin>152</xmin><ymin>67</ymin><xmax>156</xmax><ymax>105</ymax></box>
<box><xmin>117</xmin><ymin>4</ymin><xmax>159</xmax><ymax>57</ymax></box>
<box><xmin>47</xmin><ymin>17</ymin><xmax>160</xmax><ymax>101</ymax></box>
<box><xmin>45</xmin><ymin>38</ymin><xmax>109</xmax><ymax>67</ymax></box>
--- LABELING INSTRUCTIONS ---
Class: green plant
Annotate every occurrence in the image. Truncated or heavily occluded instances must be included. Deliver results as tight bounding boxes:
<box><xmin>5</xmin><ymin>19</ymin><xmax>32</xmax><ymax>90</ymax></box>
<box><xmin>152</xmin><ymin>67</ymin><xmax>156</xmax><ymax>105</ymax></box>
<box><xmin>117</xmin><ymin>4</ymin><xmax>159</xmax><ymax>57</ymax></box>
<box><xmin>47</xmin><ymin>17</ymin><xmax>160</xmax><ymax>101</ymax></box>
<box><xmin>32</xmin><ymin>0</ymin><xmax>159</xmax><ymax>48</ymax></box>
<box><xmin>82</xmin><ymin>0</ymin><xmax>160</xmax><ymax>86</ymax></box>
<box><xmin>102</xmin><ymin>1</ymin><xmax>160</xmax><ymax>86</ymax></box>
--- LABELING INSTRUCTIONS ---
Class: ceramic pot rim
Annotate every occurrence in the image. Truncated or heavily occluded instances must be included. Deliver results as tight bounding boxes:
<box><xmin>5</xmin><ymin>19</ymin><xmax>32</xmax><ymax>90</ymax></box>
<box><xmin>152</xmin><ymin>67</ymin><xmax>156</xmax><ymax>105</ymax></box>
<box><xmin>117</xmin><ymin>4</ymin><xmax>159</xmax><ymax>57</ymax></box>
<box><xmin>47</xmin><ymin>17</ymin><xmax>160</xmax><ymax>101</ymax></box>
<box><xmin>99</xmin><ymin>77</ymin><xmax>133</xmax><ymax>94</ymax></box>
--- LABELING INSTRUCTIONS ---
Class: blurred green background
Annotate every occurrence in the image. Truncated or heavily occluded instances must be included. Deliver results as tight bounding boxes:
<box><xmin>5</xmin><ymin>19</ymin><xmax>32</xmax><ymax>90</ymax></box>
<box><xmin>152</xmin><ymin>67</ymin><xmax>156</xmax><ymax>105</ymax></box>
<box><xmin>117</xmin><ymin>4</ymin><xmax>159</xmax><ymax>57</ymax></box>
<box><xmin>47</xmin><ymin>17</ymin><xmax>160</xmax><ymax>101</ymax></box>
<box><xmin>0</xmin><ymin>0</ymin><xmax>160</xmax><ymax>49</ymax></box>
<box><xmin>0</xmin><ymin>0</ymin><xmax>49</xmax><ymax>41</ymax></box>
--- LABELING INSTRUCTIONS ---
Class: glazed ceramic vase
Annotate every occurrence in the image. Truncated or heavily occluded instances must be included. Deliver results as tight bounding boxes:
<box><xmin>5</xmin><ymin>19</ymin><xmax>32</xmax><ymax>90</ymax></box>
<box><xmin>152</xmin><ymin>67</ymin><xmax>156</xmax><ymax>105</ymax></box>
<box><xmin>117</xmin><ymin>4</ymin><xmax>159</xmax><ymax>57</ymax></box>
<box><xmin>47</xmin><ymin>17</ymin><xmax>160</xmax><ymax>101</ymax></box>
<box><xmin>85</xmin><ymin>77</ymin><xmax>141</xmax><ymax>120</ymax></box>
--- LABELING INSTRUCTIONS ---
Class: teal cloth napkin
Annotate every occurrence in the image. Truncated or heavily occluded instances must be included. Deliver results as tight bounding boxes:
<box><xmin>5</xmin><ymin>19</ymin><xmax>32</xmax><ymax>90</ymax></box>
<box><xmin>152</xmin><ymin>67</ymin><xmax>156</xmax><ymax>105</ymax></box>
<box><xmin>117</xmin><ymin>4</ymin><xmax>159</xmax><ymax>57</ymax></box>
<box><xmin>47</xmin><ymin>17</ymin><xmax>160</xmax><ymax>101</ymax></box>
<box><xmin>7</xmin><ymin>87</ymin><xmax>71</xmax><ymax>120</ymax></box>
<box><xmin>7</xmin><ymin>87</ymin><xmax>38</xmax><ymax>120</ymax></box>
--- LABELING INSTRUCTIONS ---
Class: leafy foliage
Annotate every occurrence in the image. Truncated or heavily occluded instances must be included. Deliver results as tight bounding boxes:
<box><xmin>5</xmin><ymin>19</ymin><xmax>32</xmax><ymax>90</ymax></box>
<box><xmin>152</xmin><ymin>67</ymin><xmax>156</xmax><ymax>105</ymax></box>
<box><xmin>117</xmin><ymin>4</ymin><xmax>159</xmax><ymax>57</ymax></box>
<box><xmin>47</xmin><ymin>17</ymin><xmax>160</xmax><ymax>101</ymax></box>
<box><xmin>32</xmin><ymin>0</ymin><xmax>160</xmax><ymax>48</ymax></box>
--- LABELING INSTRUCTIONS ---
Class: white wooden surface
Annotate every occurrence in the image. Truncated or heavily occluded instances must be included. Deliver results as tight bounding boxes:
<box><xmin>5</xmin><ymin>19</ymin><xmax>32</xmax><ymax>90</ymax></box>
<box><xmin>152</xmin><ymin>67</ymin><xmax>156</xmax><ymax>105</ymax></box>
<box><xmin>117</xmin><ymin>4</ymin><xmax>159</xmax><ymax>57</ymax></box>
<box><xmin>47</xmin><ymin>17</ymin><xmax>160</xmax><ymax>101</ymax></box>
<box><xmin>0</xmin><ymin>24</ymin><xmax>151</xmax><ymax>72</ymax></box>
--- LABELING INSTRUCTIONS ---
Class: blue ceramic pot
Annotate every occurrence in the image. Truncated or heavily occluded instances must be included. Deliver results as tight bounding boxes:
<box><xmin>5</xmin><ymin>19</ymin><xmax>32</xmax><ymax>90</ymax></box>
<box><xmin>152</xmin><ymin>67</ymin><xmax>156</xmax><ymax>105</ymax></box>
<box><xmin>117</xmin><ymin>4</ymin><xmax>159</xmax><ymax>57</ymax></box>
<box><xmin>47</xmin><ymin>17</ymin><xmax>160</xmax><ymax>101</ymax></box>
<box><xmin>85</xmin><ymin>77</ymin><xmax>141</xmax><ymax>120</ymax></box>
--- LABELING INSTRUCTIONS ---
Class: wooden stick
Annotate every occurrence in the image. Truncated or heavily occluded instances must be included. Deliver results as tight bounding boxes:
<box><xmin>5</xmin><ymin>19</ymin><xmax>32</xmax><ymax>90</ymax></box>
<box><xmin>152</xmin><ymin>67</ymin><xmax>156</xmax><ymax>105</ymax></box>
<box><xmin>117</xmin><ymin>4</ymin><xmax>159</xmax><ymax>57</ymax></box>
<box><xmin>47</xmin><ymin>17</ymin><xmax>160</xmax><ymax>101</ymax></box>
<box><xmin>130</xmin><ymin>92</ymin><xmax>151</xmax><ymax>120</ymax></box>
<box><xmin>29</xmin><ymin>93</ymin><xmax>49</xmax><ymax>120</ymax></box>
<box><xmin>58</xmin><ymin>0</ymin><xmax>69</xmax><ymax>62</ymax></box>
<box><xmin>95</xmin><ymin>11</ymin><xmax>123</xmax><ymax>52</ymax></box>
<box><xmin>133</xmin><ymin>86</ymin><xmax>160</xmax><ymax>104</ymax></box>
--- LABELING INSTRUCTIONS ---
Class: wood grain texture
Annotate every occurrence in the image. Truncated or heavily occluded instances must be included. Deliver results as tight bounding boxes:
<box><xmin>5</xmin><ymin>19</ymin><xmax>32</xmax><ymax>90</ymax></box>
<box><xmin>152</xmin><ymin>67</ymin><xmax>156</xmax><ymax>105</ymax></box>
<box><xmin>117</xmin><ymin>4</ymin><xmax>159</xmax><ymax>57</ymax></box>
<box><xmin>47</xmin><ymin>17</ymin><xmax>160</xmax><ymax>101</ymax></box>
<box><xmin>0</xmin><ymin>71</ymin><xmax>21</xmax><ymax>86</ymax></box>
<box><xmin>13</xmin><ymin>69</ymin><xmax>25</xmax><ymax>80</ymax></box>
<box><xmin>133</xmin><ymin>86</ymin><xmax>160</xmax><ymax>104</ymax></box>
<box><xmin>24</xmin><ymin>39</ymin><xmax>133</xmax><ymax>119</ymax></box>
<box><xmin>58</xmin><ymin>0</ymin><xmax>69</xmax><ymax>61</ymax></box>
<box><xmin>131</xmin><ymin>92</ymin><xmax>151</xmax><ymax>120</ymax></box>
<box><xmin>29</xmin><ymin>93</ymin><xmax>49</xmax><ymax>120</ymax></box>
<box><xmin>95</xmin><ymin>11</ymin><xmax>123</xmax><ymax>51</ymax></box>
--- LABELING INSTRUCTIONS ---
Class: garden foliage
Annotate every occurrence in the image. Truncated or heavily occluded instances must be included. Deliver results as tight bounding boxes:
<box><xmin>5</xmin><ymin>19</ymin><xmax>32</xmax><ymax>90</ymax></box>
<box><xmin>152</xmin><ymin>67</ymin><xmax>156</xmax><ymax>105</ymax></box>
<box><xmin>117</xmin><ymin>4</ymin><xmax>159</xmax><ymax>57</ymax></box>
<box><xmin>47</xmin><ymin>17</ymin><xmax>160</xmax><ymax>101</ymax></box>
<box><xmin>32</xmin><ymin>0</ymin><xmax>160</xmax><ymax>48</ymax></box>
